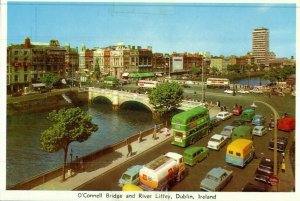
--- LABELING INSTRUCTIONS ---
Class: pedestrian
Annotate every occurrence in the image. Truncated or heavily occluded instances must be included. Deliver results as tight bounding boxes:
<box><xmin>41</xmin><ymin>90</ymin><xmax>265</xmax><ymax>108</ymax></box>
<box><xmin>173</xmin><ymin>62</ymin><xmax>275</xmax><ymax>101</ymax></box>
<box><xmin>138</xmin><ymin>131</ymin><xmax>143</xmax><ymax>143</ymax></box>
<box><xmin>126</xmin><ymin>140</ymin><xmax>132</xmax><ymax>157</ymax></box>
<box><xmin>152</xmin><ymin>129</ymin><xmax>157</xmax><ymax>140</ymax></box>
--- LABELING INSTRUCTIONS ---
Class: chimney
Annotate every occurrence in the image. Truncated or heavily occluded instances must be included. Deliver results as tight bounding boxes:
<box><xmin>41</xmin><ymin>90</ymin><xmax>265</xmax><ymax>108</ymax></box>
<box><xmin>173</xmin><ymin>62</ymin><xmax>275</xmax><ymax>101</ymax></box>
<box><xmin>24</xmin><ymin>37</ymin><xmax>31</xmax><ymax>48</ymax></box>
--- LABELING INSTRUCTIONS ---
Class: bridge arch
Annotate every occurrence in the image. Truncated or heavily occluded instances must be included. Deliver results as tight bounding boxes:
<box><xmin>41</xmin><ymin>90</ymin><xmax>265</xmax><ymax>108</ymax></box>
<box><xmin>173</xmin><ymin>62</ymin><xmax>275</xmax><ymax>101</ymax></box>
<box><xmin>92</xmin><ymin>95</ymin><xmax>113</xmax><ymax>105</ymax></box>
<box><xmin>119</xmin><ymin>100</ymin><xmax>154</xmax><ymax>113</ymax></box>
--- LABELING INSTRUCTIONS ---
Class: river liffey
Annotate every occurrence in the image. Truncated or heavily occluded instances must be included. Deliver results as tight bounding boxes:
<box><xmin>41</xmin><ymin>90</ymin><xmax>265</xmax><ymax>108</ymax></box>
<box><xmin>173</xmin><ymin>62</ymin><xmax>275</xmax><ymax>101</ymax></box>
<box><xmin>6</xmin><ymin>103</ymin><xmax>155</xmax><ymax>187</ymax></box>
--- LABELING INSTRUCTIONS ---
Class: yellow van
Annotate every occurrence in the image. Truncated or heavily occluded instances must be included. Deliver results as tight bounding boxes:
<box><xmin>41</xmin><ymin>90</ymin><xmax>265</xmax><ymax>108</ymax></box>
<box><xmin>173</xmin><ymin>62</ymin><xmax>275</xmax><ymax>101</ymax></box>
<box><xmin>225</xmin><ymin>139</ymin><xmax>255</xmax><ymax>167</ymax></box>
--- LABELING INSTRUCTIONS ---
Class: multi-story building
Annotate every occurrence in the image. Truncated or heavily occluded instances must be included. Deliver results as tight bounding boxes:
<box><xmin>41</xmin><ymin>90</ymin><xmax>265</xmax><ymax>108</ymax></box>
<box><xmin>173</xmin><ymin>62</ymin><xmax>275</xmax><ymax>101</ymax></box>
<box><xmin>79</xmin><ymin>45</ymin><xmax>94</xmax><ymax>82</ymax></box>
<box><xmin>138</xmin><ymin>46</ymin><xmax>152</xmax><ymax>72</ymax></box>
<box><xmin>252</xmin><ymin>27</ymin><xmax>269</xmax><ymax>66</ymax></box>
<box><xmin>183</xmin><ymin>53</ymin><xmax>202</xmax><ymax>71</ymax></box>
<box><xmin>210</xmin><ymin>57</ymin><xmax>223</xmax><ymax>73</ymax></box>
<box><xmin>7</xmin><ymin>37</ymin><xmax>66</xmax><ymax>93</ymax></box>
<box><xmin>110</xmin><ymin>43</ymin><xmax>130</xmax><ymax>78</ymax></box>
<box><xmin>152</xmin><ymin>53</ymin><xmax>166</xmax><ymax>74</ymax></box>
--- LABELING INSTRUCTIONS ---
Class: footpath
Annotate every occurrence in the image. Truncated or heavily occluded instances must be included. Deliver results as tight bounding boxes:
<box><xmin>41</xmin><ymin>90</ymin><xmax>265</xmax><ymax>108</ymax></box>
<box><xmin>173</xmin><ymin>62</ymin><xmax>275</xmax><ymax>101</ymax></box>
<box><xmin>32</xmin><ymin>106</ymin><xmax>221</xmax><ymax>190</ymax></box>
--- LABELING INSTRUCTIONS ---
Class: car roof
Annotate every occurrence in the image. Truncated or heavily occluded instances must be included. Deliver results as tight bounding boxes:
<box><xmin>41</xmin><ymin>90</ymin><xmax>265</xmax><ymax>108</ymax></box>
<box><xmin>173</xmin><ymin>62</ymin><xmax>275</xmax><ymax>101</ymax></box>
<box><xmin>184</xmin><ymin>146</ymin><xmax>207</xmax><ymax>154</ymax></box>
<box><xmin>260</xmin><ymin>157</ymin><xmax>273</xmax><ymax>167</ymax></box>
<box><xmin>211</xmin><ymin>134</ymin><xmax>224</xmax><ymax>139</ymax></box>
<box><xmin>208</xmin><ymin>167</ymin><xmax>226</xmax><ymax>178</ymax></box>
<box><xmin>228</xmin><ymin>139</ymin><xmax>253</xmax><ymax>148</ymax></box>
<box><xmin>218</xmin><ymin>111</ymin><xmax>229</xmax><ymax>115</ymax></box>
<box><xmin>224</xmin><ymin>126</ymin><xmax>235</xmax><ymax>129</ymax></box>
<box><xmin>254</xmin><ymin>125</ymin><xmax>264</xmax><ymax>129</ymax></box>
<box><xmin>125</xmin><ymin>165</ymin><xmax>143</xmax><ymax>175</ymax></box>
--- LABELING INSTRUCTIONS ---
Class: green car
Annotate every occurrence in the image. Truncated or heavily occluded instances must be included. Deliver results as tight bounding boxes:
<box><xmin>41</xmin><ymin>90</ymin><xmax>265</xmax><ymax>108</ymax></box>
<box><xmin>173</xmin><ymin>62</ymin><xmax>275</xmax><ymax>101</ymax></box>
<box><xmin>240</xmin><ymin>109</ymin><xmax>255</xmax><ymax>122</ymax></box>
<box><xmin>231</xmin><ymin>125</ymin><xmax>253</xmax><ymax>141</ymax></box>
<box><xmin>183</xmin><ymin>146</ymin><xmax>209</xmax><ymax>166</ymax></box>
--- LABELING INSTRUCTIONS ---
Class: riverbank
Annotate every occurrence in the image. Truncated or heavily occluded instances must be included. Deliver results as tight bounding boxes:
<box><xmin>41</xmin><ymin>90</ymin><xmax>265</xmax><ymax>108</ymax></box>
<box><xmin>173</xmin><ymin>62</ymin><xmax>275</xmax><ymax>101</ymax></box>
<box><xmin>7</xmin><ymin>88</ymin><xmax>88</xmax><ymax>116</ymax></box>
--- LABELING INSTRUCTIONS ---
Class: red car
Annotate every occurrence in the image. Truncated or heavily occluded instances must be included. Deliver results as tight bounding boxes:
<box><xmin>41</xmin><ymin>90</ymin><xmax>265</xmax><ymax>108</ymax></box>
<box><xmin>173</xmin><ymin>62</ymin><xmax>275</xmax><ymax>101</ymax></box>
<box><xmin>232</xmin><ymin>106</ymin><xmax>243</xmax><ymax>116</ymax></box>
<box><xmin>278</xmin><ymin>117</ymin><xmax>295</xmax><ymax>132</ymax></box>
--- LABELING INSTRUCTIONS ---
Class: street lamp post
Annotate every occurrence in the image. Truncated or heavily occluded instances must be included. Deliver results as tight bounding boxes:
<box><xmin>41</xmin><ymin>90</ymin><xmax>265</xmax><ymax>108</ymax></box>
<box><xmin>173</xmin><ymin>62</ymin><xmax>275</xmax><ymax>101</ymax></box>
<box><xmin>201</xmin><ymin>57</ymin><xmax>206</xmax><ymax>102</ymax></box>
<box><xmin>251</xmin><ymin>101</ymin><xmax>279</xmax><ymax>177</ymax></box>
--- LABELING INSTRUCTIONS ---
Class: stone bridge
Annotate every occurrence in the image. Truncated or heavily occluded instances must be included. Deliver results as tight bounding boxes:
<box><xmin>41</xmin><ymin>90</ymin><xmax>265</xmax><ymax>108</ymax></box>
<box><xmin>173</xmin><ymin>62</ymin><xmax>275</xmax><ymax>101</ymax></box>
<box><xmin>85</xmin><ymin>87</ymin><xmax>208</xmax><ymax>113</ymax></box>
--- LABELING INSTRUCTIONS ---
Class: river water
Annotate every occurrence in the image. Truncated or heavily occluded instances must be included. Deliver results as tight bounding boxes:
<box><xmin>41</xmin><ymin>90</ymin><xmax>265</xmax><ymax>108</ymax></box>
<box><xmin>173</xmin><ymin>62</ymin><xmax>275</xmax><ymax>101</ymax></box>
<box><xmin>231</xmin><ymin>76</ymin><xmax>270</xmax><ymax>86</ymax></box>
<box><xmin>6</xmin><ymin>103</ymin><xmax>155</xmax><ymax>187</ymax></box>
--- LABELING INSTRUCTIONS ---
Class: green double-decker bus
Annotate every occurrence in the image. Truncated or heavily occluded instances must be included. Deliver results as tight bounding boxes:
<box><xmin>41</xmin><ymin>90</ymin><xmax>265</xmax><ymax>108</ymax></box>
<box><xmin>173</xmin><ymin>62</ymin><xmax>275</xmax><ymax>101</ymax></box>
<box><xmin>171</xmin><ymin>106</ymin><xmax>210</xmax><ymax>147</ymax></box>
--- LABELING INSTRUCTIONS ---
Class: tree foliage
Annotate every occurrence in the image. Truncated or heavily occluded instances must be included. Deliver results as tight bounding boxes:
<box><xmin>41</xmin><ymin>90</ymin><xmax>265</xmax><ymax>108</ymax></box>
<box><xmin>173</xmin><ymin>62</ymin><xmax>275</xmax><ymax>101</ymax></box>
<box><xmin>41</xmin><ymin>72</ymin><xmax>61</xmax><ymax>89</ymax></box>
<box><xmin>149</xmin><ymin>82</ymin><xmax>184</xmax><ymax>116</ymax></box>
<box><xmin>263</xmin><ymin>66</ymin><xmax>296</xmax><ymax>83</ymax></box>
<box><xmin>40</xmin><ymin>107</ymin><xmax>98</xmax><ymax>180</ymax></box>
<box><xmin>191</xmin><ymin>66</ymin><xmax>200</xmax><ymax>75</ymax></box>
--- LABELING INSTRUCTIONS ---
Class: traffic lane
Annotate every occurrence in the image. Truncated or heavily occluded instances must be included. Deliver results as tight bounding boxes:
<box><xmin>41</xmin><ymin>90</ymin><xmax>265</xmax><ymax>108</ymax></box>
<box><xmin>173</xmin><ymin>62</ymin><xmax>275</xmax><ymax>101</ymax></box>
<box><xmin>77</xmin><ymin>117</ymin><xmax>293</xmax><ymax>191</ymax></box>
<box><xmin>77</xmin><ymin>138</ymin><xmax>182</xmax><ymax>191</ymax></box>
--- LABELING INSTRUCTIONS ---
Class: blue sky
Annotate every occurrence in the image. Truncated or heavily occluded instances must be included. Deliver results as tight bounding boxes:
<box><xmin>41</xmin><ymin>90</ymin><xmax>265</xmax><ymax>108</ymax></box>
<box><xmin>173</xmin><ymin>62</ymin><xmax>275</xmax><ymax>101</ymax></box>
<box><xmin>7</xmin><ymin>2</ymin><xmax>296</xmax><ymax>57</ymax></box>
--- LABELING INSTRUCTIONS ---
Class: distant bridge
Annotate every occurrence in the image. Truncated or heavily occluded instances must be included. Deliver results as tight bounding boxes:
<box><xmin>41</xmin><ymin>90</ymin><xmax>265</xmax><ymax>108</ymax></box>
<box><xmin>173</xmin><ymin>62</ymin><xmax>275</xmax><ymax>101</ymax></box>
<box><xmin>85</xmin><ymin>87</ymin><xmax>208</xmax><ymax>113</ymax></box>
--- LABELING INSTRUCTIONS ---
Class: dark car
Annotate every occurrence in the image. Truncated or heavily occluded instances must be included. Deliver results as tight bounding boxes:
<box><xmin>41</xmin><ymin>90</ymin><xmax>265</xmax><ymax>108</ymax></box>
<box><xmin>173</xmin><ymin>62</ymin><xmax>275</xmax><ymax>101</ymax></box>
<box><xmin>230</xmin><ymin>119</ymin><xmax>246</xmax><ymax>127</ymax></box>
<box><xmin>242</xmin><ymin>183</ymin><xmax>268</xmax><ymax>192</ymax></box>
<box><xmin>208</xmin><ymin>117</ymin><xmax>222</xmax><ymax>132</ymax></box>
<box><xmin>255</xmin><ymin>157</ymin><xmax>279</xmax><ymax>185</ymax></box>
<box><xmin>268</xmin><ymin>136</ymin><xmax>288</xmax><ymax>152</ymax></box>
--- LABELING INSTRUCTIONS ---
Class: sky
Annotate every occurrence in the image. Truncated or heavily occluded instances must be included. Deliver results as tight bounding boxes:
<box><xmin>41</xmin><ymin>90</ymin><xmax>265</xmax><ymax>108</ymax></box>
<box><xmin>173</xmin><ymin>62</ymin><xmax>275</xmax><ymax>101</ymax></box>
<box><xmin>7</xmin><ymin>2</ymin><xmax>296</xmax><ymax>57</ymax></box>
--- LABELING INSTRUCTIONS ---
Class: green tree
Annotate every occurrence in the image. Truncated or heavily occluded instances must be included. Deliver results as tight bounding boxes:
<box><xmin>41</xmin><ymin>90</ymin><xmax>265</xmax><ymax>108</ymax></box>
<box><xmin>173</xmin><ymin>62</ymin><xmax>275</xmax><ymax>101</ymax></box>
<box><xmin>210</xmin><ymin>67</ymin><xmax>220</xmax><ymax>75</ymax></box>
<box><xmin>191</xmin><ymin>66</ymin><xmax>200</xmax><ymax>76</ymax></box>
<box><xmin>41</xmin><ymin>72</ymin><xmax>61</xmax><ymax>90</ymax></box>
<box><xmin>40</xmin><ymin>107</ymin><xmax>98</xmax><ymax>181</ymax></box>
<box><xmin>149</xmin><ymin>82</ymin><xmax>184</xmax><ymax>124</ymax></box>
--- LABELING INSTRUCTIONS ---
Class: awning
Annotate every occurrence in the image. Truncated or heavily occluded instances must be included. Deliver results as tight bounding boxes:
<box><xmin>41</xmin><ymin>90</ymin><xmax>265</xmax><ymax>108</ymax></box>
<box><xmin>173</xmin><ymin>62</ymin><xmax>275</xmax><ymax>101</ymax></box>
<box><xmin>32</xmin><ymin>83</ymin><xmax>46</xmax><ymax>88</ymax></box>
<box><xmin>122</xmin><ymin>72</ymin><xmax>129</xmax><ymax>77</ymax></box>
<box><xmin>128</xmin><ymin>72</ymin><xmax>155</xmax><ymax>78</ymax></box>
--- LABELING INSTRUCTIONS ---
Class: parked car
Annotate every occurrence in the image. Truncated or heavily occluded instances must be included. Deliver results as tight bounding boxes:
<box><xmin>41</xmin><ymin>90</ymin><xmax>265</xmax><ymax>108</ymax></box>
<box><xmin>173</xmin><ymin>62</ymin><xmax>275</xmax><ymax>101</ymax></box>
<box><xmin>224</xmin><ymin>89</ymin><xmax>234</xmax><ymax>94</ymax></box>
<box><xmin>118</xmin><ymin>165</ymin><xmax>143</xmax><ymax>187</ymax></box>
<box><xmin>232</xmin><ymin>106</ymin><xmax>243</xmax><ymax>115</ymax></box>
<box><xmin>200</xmin><ymin>167</ymin><xmax>233</xmax><ymax>192</ymax></box>
<box><xmin>220</xmin><ymin>126</ymin><xmax>235</xmax><ymax>138</ymax></box>
<box><xmin>183</xmin><ymin>146</ymin><xmax>209</xmax><ymax>166</ymax></box>
<box><xmin>278</xmin><ymin>117</ymin><xmax>295</xmax><ymax>132</ymax></box>
<box><xmin>252</xmin><ymin>114</ymin><xmax>266</xmax><ymax>126</ymax></box>
<box><xmin>242</xmin><ymin>183</ymin><xmax>268</xmax><ymax>192</ymax></box>
<box><xmin>207</xmin><ymin>134</ymin><xmax>227</xmax><ymax>150</ymax></box>
<box><xmin>250</xmin><ymin>88</ymin><xmax>264</xmax><ymax>94</ymax></box>
<box><xmin>230</xmin><ymin>119</ymin><xmax>246</xmax><ymax>127</ymax></box>
<box><xmin>237</xmin><ymin>89</ymin><xmax>250</xmax><ymax>94</ymax></box>
<box><xmin>255</xmin><ymin>157</ymin><xmax>279</xmax><ymax>185</ymax></box>
<box><xmin>216</xmin><ymin>111</ymin><xmax>233</xmax><ymax>121</ymax></box>
<box><xmin>268</xmin><ymin>136</ymin><xmax>288</xmax><ymax>152</ymax></box>
<box><xmin>252</xmin><ymin>126</ymin><xmax>267</xmax><ymax>136</ymax></box>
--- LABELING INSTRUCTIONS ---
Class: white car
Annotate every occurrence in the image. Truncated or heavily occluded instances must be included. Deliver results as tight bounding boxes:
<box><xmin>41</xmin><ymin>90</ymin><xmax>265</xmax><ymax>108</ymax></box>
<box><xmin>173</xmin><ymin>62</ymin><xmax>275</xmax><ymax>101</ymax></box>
<box><xmin>207</xmin><ymin>134</ymin><xmax>227</xmax><ymax>150</ymax></box>
<box><xmin>224</xmin><ymin>89</ymin><xmax>234</xmax><ymax>94</ymax></box>
<box><xmin>216</xmin><ymin>111</ymin><xmax>233</xmax><ymax>121</ymax></box>
<box><xmin>250</xmin><ymin>88</ymin><xmax>263</xmax><ymax>94</ymax></box>
<box><xmin>252</xmin><ymin>126</ymin><xmax>267</xmax><ymax>136</ymax></box>
<box><xmin>237</xmin><ymin>89</ymin><xmax>250</xmax><ymax>94</ymax></box>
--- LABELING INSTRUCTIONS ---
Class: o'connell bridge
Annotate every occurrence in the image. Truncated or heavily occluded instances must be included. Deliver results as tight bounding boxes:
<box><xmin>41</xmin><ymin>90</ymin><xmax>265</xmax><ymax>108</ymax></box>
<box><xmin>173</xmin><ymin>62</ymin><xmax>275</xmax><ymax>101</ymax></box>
<box><xmin>85</xmin><ymin>87</ymin><xmax>219</xmax><ymax>115</ymax></box>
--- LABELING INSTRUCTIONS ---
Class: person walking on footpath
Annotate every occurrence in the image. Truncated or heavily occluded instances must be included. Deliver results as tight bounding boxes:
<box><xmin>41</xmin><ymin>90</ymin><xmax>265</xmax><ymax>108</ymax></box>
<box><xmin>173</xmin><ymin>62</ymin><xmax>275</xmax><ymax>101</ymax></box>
<box><xmin>138</xmin><ymin>131</ymin><xmax>143</xmax><ymax>143</ymax></box>
<box><xmin>126</xmin><ymin>139</ymin><xmax>132</xmax><ymax>157</ymax></box>
<box><xmin>152</xmin><ymin>128</ymin><xmax>157</xmax><ymax>140</ymax></box>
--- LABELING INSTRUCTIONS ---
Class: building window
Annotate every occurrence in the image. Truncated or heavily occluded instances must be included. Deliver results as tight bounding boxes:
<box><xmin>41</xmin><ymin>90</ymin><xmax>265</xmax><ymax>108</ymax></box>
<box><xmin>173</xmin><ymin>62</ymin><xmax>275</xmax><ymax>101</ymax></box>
<box><xmin>14</xmin><ymin>67</ymin><xmax>18</xmax><ymax>72</ymax></box>
<box><xmin>14</xmin><ymin>51</ymin><xmax>18</xmax><ymax>55</ymax></box>
<box><xmin>14</xmin><ymin>75</ymin><xmax>18</xmax><ymax>82</ymax></box>
<box><xmin>24</xmin><ymin>51</ymin><xmax>28</xmax><ymax>55</ymax></box>
<box><xmin>24</xmin><ymin>75</ymin><xmax>28</xmax><ymax>82</ymax></box>
<box><xmin>24</xmin><ymin>67</ymin><xmax>28</xmax><ymax>72</ymax></box>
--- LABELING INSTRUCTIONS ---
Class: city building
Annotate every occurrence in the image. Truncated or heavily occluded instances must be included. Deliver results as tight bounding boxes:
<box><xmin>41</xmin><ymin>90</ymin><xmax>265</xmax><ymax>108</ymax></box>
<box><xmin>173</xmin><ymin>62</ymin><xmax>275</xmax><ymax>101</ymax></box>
<box><xmin>152</xmin><ymin>53</ymin><xmax>166</xmax><ymax>74</ymax></box>
<box><xmin>110</xmin><ymin>42</ymin><xmax>130</xmax><ymax>78</ymax></box>
<box><xmin>252</xmin><ymin>27</ymin><xmax>269</xmax><ymax>66</ymax></box>
<box><xmin>79</xmin><ymin>45</ymin><xmax>94</xmax><ymax>82</ymax></box>
<box><xmin>7</xmin><ymin>37</ymin><xmax>66</xmax><ymax>93</ymax></box>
